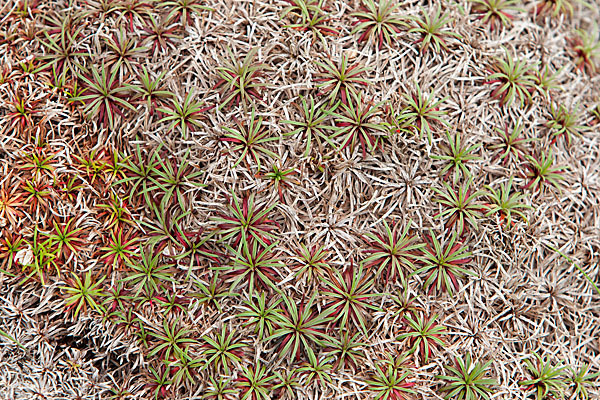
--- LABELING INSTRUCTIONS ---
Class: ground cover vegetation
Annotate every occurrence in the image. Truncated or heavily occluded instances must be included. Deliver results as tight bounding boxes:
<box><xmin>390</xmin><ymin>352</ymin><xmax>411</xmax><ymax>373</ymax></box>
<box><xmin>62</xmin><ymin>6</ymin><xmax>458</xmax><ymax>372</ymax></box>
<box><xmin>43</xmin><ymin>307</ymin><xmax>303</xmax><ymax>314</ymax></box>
<box><xmin>0</xmin><ymin>0</ymin><xmax>599</xmax><ymax>399</ymax></box>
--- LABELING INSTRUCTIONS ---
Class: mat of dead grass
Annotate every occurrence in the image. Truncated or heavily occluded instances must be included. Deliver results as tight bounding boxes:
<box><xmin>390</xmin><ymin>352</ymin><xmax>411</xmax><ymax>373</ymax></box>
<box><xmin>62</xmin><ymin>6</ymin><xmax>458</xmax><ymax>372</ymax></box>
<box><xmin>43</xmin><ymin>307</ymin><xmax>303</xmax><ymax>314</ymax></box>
<box><xmin>0</xmin><ymin>0</ymin><xmax>599</xmax><ymax>399</ymax></box>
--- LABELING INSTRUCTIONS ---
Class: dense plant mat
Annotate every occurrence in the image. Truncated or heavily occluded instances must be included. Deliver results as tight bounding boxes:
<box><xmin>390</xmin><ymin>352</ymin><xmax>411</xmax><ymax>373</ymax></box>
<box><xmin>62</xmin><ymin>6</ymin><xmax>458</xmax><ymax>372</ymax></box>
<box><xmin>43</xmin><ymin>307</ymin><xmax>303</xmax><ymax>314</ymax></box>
<box><xmin>0</xmin><ymin>0</ymin><xmax>599</xmax><ymax>399</ymax></box>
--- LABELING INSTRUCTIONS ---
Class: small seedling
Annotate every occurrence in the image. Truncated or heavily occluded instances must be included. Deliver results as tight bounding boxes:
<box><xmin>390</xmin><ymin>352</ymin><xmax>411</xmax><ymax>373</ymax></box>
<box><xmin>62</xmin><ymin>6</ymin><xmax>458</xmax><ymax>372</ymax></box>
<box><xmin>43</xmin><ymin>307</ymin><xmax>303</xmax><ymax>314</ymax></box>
<box><xmin>218</xmin><ymin>239</ymin><xmax>282</xmax><ymax>294</ymax></box>
<box><xmin>213</xmin><ymin>191</ymin><xmax>279</xmax><ymax>248</ymax></box>
<box><xmin>61</xmin><ymin>272</ymin><xmax>106</xmax><ymax>318</ymax></box>
<box><xmin>258</xmin><ymin>163</ymin><xmax>299</xmax><ymax>202</ymax></box>
<box><xmin>328</xmin><ymin>91</ymin><xmax>388</xmax><ymax>157</ymax></box>
<box><xmin>315</xmin><ymin>54</ymin><xmax>371</xmax><ymax>106</ymax></box>
<box><xmin>431</xmin><ymin>130</ymin><xmax>481</xmax><ymax>184</ymax></box>
<box><xmin>485</xmin><ymin>177</ymin><xmax>532</xmax><ymax>227</ymax></box>
<box><xmin>291</xmin><ymin>243</ymin><xmax>332</xmax><ymax>283</ymax></box>
<box><xmin>470</xmin><ymin>0</ymin><xmax>522</xmax><ymax>30</ymax></box>
<box><xmin>485</xmin><ymin>51</ymin><xmax>537</xmax><ymax>107</ymax></box>
<box><xmin>97</xmin><ymin>193</ymin><xmax>135</xmax><ymax>229</ymax></box>
<box><xmin>148</xmin><ymin>318</ymin><xmax>197</xmax><ymax>360</ymax></box>
<box><xmin>146</xmin><ymin>149</ymin><xmax>205</xmax><ymax>211</ymax></box>
<box><xmin>133</xmin><ymin>66</ymin><xmax>174</xmax><ymax>115</ymax></box>
<box><xmin>409</xmin><ymin>6</ymin><xmax>462</xmax><ymax>53</ymax></box>
<box><xmin>267</xmin><ymin>292</ymin><xmax>334</xmax><ymax>361</ymax></box>
<box><xmin>523</xmin><ymin>150</ymin><xmax>568</xmax><ymax>193</ymax></box>
<box><xmin>160</xmin><ymin>0</ymin><xmax>214</xmax><ymax>26</ymax></box>
<box><xmin>115</xmin><ymin>0</ymin><xmax>153</xmax><ymax>31</ymax></box>
<box><xmin>102</xmin><ymin>282</ymin><xmax>132</xmax><ymax>314</ymax></box>
<box><xmin>272</xmin><ymin>369</ymin><xmax>301</xmax><ymax>399</ymax></box>
<box><xmin>236</xmin><ymin>362</ymin><xmax>275</xmax><ymax>400</ymax></box>
<box><xmin>49</xmin><ymin>218</ymin><xmax>86</xmax><ymax>262</ymax></box>
<box><xmin>238</xmin><ymin>292</ymin><xmax>283</xmax><ymax>340</ymax></box>
<box><xmin>157</xmin><ymin>92</ymin><xmax>212</xmax><ymax>139</ymax></box>
<box><xmin>19</xmin><ymin>227</ymin><xmax>59</xmax><ymax>286</ymax></box>
<box><xmin>415</xmin><ymin>230</ymin><xmax>475</xmax><ymax>296</ymax></box>
<box><xmin>351</xmin><ymin>0</ymin><xmax>406</xmax><ymax>49</ymax></box>
<box><xmin>534</xmin><ymin>0</ymin><xmax>583</xmax><ymax>18</ymax></box>
<box><xmin>397</xmin><ymin>312</ymin><xmax>446</xmax><ymax>363</ymax></box>
<box><xmin>0</xmin><ymin>233</ymin><xmax>26</xmax><ymax>272</ymax></box>
<box><xmin>297</xmin><ymin>346</ymin><xmax>333</xmax><ymax>388</ymax></box>
<box><xmin>168</xmin><ymin>348</ymin><xmax>204</xmax><ymax>386</ymax></box>
<box><xmin>214</xmin><ymin>47</ymin><xmax>268</xmax><ymax>110</ymax></box>
<box><xmin>120</xmin><ymin>245</ymin><xmax>176</xmax><ymax>296</ymax></box>
<box><xmin>155</xmin><ymin>292</ymin><xmax>190</xmax><ymax>315</ymax></box>
<box><xmin>281</xmin><ymin>0</ymin><xmax>336</xmax><ymax>43</ymax></box>
<box><xmin>320</xmin><ymin>263</ymin><xmax>381</xmax><ymax>335</ymax></box>
<box><xmin>141</xmin><ymin>14</ymin><xmax>180</xmax><ymax>56</ymax></box>
<box><xmin>0</xmin><ymin>183</ymin><xmax>24</xmax><ymax>227</ymax></box>
<box><xmin>22</xmin><ymin>179</ymin><xmax>53</xmax><ymax>215</ymax></box>
<box><xmin>391</xmin><ymin>285</ymin><xmax>422</xmax><ymax>320</ymax></box>
<box><xmin>519</xmin><ymin>353</ymin><xmax>567</xmax><ymax>400</ymax></box>
<box><xmin>489</xmin><ymin>122</ymin><xmax>534</xmax><ymax>165</ymax></box>
<box><xmin>324</xmin><ymin>331</ymin><xmax>366</xmax><ymax>371</ymax></box>
<box><xmin>5</xmin><ymin>92</ymin><xmax>42</xmax><ymax>134</ymax></box>
<box><xmin>546</xmin><ymin>103</ymin><xmax>587</xmax><ymax>146</ymax></box>
<box><xmin>221</xmin><ymin>108</ymin><xmax>280</xmax><ymax>170</ymax></box>
<box><xmin>366</xmin><ymin>362</ymin><xmax>416</xmax><ymax>400</ymax></box>
<box><xmin>534</xmin><ymin>64</ymin><xmax>562</xmax><ymax>100</ymax></box>
<box><xmin>146</xmin><ymin>365</ymin><xmax>171</xmax><ymax>399</ymax></box>
<box><xmin>283</xmin><ymin>95</ymin><xmax>337</xmax><ymax>157</ymax></box>
<box><xmin>190</xmin><ymin>272</ymin><xmax>233</xmax><ymax>312</ymax></box>
<box><xmin>104</xmin><ymin>26</ymin><xmax>148</xmax><ymax>76</ymax></box>
<box><xmin>204</xmin><ymin>376</ymin><xmax>236</xmax><ymax>400</ymax></box>
<box><xmin>432</xmin><ymin>181</ymin><xmax>487</xmax><ymax>235</ymax></box>
<box><xmin>567</xmin><ymin>363</ymin><xmax>599</xmax><ymax>400</ymax></box>
<box><xmin>590</xmin><ymin>103</ymin><xmax>600</xmax><ymax>125</ymax></box>
<box><xmin>398</xmin><ymin>83</ymin><xmax>449</xmax><ymax>144</ymax></box>
<box><xmin>362</xmin><ymin>219</ymin><xmax>424</xmax><ymax>287</ymax></box>
<box><xmin>100</xmin><ymin>228</ymin><xmax>139</xmax><ymax>270</ymax></box>
<box><xmin>173</xmin><ymin>226</ymin><xmax>219</xmax><ymax>279</ymax></box>
<box><xmin>21</xmin><ymin>150</ymin><xmax>57</xmax><ymax>180</ymax></box>
<box><xmin>437</xmin><ymin>353</ymin><xmax>497</xmax><ymax>400</ymax></box>
<box><xmin>201</xmin><ymin>326</ymin><xmax>245</xmax><ymax>374</ymax></box>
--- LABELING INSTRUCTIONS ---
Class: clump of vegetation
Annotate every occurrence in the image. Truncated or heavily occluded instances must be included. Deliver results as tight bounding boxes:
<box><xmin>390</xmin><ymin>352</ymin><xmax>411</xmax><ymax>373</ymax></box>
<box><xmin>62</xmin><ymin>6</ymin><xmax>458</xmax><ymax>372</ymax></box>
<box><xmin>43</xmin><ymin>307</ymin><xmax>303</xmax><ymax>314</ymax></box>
<box><xmin>567</xmin><ymin>364</ymin><xmax>599</xmax><ymax>400</ymax></box>
<box><xmin>366</xmin><ymin>362</ymin><xmax>416</xmax><ymax>400</ymax></box>
<box><xmin>469</xmin><ymin>0</ymin><xmax>522</xmax><ymax>30</ymax></box>
<box><xmin>416</xmin><ymin>230</ymin><xmax>475</xmax><ymax>296</ymax></box>
<box><xmin>362</xmin><ymin>219</ymin><xmax>424</xmax><ymax>287</ymax></box>
<box><xmin>397</xmin><ymin>83</ymin><xmax>449</xmax><ymax>144</ymax></box>
<box><xmin>489</xmin><ymin>122</ymin><xmax>534</xmax><ymax>165</ymax></box>
<box><xmin>533</xmin><ymin>0</ymin><xmax>581</xmax><ymax>18</ymax></box>
<box><xmin>545</xmin><ymin>103</ymin><xmax>587</xmax><ymax>146</ymax></box>
<box><xmin>1</xmin><ymin>1</ymin><xmax>598</xmax><ymax>399</ymax></box>
<box><xmin>408</xmin><ymin>6</ymin><xmax>462</xmax><ymax>53</ymax></box>
<box><xmin>485</xmin><ymin>51</ymin><xmax>537</xmax><ymax>107</ymax></box>
<box><xmin>281</xmin><ymin>0</ymin><xmax>336</xmax><ymax>43</ymax></box>
<box><xmin>431</xmin><ymin>130</ymin><xmax>481</xmax><ymax>184</ymax></box>
<box><xmin>398</xmin><ymin>312</ymin><xmax>447</xmax><ymax>363</ymax></box>
<box><xmin>71</xmin><ymin>63</ymin><xmax>137</xmax><ymax>130</ymax></box>
<box><xmin>158</xmin><ymin>92</ymin><xmax>211</xmax><ymax>138</ymax></box>
<box><xmin>220</xmin><ymin>108</ymin><xmax>280</xmax><ymax>170</ymax></box>
<box><xmin>567</xmin><ymin>26</ymin><xmax>600</xmax><ymax>75</ymax></box>
<box><xmin>351</xmin><ymin>0</ymin><xmax>406</xmax><ymax>49</ymax></box>
<box><xmin>519</xmin><ymin>353</ymin><xmax>567</xmax><ymax>400</ymax></box>
<box><xmin>523</xmin><ymin>150</ymin><xmax>568</xmax><ymax>194</ymax></box>
<box><xmin>485</xmin><ymin>177</ymin><xmax>532</xmax><ymax>227</ymax></box>
<box><xmin>432</xmin><ymin>180</ymin><xmax>487</xmax><ymax>235</ymax></box>
<box><xmin>283</xmin><ymin>95</ymin><xmax>337</xmax><ymax>157</ymax></box>
<box><xmin>437</xmin><ymin>353</ymin><xmax>497</xmax><ymax>400</ymax></box>
<box><xmin>328</xmin><ymin>91</ymin><xmax>388</xmax><ymax>157</ymax></box>
<box><xmin>315</xmin><ymin>54</ymin><xmax>371</xmax><ymax>106</ymax></box>
<box><xmin>214</xmin><ymin>47</ymin><xmax>269</xmax><ymax>111</ymax></box>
